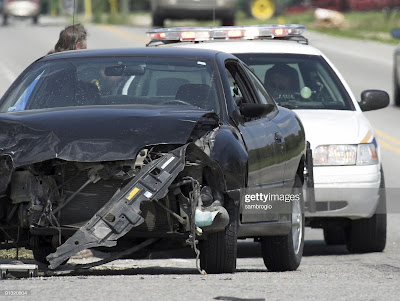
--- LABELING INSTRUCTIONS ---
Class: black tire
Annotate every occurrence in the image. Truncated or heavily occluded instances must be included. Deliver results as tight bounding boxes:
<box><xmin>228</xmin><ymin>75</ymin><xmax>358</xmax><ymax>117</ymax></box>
<box><xmin>31</xmin><ymin>236</ymin><xmax>68</xmax><ymax>266</ymax></box>
<box><xmin>2</xmin><ymin>14</ymin><xmax>8</xmax><ymax>26</ymax></box>
<box><xmin>345</xmin><ymin>169</ymin><xmax>387</xmax><ymax>253</ymax></box>
<box><xmin>32</xmin><ymin>245</ymin><xmax>56</xmax><ymax>265</ymax></box>
<box><xmin>394</xmin><ymin>68</ymin><xmax>400</xmax><ymax>106</ymax></box>
<box><xmin>222</xmin><ymin>15</ymin><xmax>235</xmax><ymax>26</ymax></box>
<box><xmin>199</xmin><ymin>199</ymin><xmax>238</xmax><ymax>274</ymax></box>
<box><xmin>32</xmin><ymin>15</ymin><xmax>38</xmax><ymax>24</ymax></box>
<box><xmin>261</xmin><ymin>174</ymin><xmax>304</xmax><ymax>271</ymax></box>
<box><xmin>323</xmin><ymin>227</ymin><xmax>346</xmax><ymax>245</ymax></box>
<box><xmin>152</xmin><ymin>13</ymin><xmax>164</xmax><ymax>27</ymax></box>
<box><xmin>244</xmin><ymin>0</ymin><xmax>285</xmax><ymax>20</ymax></box>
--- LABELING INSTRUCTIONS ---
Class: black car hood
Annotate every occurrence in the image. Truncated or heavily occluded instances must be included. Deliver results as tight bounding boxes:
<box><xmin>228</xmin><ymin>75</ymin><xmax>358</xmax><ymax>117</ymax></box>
<box><xmin>0</xmin><ymin>106</ymin><xmax>218</xmax><ymax>167</ymax></box>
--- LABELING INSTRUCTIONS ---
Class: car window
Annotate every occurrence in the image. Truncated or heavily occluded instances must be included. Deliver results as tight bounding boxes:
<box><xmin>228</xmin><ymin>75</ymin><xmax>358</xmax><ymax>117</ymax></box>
<box><xmin>243</xmin><ymin>65</ymin><xmax>276</xmax><ymax>107</ymax></box>
<box><xmin>234</xmin><ymin>53</ymin><xmax>354</xmax><ymax>110</ymax></box>
<box><xmin>225</xmin><ymin>61</ymin><xmax>256</xmax><ymax>106</ymax></box>
<box><xmin>0</xmin><ymin>57</ymin><xmax>222</xmax><ymax>115</ymax></box>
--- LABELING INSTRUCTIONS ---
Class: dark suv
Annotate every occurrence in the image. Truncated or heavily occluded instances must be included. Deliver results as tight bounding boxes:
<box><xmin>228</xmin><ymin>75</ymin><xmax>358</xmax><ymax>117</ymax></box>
<box><xmin>150</xmin><ymin>0</ymin><xmax>236</xmax><ymax>27</ymax></box>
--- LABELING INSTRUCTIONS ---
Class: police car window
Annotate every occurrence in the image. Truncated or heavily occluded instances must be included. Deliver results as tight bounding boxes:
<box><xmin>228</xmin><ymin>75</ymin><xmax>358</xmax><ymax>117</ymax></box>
<box><xmin>234</xmin><ymin>53</ymin><xmax>354</xmax><ymax>110</ymax></box>
<box><xmin>244</xmin><ymin>65</ymin><xmax>276</xmax><ymax>107</ymax></box>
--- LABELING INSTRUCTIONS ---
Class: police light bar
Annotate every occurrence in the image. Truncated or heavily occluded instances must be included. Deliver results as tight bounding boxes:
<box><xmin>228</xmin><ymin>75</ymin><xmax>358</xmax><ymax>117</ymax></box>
<box><xmin>147</xmin><ymin>24</ymin><xmax>306</xmax><ymax>43</ymax></box>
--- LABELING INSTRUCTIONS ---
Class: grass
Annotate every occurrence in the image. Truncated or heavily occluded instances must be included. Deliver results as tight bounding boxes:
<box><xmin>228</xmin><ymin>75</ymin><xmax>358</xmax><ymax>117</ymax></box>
<box><xmin>0</xmin><ymin>248</ymin><xmax>33</xmax><ymax>260</ymax></box>
<box><xmin>236</xmin><ymin>9</ymin><xmax>400</xmax><ymax>44</ymax></box>
<box><xmin>116</xmin><ymin>9</ymin><xmax>400</xmax><ymax>44</ymax></box>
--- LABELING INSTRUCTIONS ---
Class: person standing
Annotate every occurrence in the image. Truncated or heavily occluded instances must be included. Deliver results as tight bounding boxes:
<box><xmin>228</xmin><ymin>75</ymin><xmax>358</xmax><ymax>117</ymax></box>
<box><xmin>48</xmin><ymin>23</ymin><xmax>88</xmax><ymax>54</ymax></box>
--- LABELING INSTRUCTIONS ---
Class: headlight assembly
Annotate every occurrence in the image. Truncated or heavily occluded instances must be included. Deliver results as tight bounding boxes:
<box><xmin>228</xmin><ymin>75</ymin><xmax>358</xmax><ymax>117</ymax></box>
<box><xmin>314</xmin><ymin>143</ymin><xmax>378</xmax><ymax>166</ymax></box>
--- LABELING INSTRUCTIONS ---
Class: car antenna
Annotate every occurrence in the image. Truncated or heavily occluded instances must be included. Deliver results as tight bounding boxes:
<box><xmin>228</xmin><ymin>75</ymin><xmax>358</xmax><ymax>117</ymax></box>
<box><xmin>213</xmin><ymin>0</ymin><xmax>216</xmax><ymax>26</ymax></box>
<box><xmin>72</xmin><ymin>0</ymin><xmax>76</xmax><ymax>49</ymax></box>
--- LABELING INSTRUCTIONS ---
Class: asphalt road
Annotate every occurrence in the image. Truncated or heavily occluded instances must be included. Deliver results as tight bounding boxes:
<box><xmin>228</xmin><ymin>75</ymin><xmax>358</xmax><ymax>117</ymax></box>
<box><xmin>0</xmin><ymin>16</ymin><xmax>399</xmax><ymax>301</ymax></box>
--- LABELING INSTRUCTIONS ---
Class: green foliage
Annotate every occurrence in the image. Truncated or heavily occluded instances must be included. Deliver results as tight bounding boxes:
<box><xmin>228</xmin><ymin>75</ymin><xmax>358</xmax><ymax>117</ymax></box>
<box><xmin>0</xmin><ymin>248</ymin><xmax>33</xmax><ymax>260</ymax></box>
<box><xmin>237</xmin><ymin>10</ymin><xmax>400</xmax><ymax>44</ymax></box>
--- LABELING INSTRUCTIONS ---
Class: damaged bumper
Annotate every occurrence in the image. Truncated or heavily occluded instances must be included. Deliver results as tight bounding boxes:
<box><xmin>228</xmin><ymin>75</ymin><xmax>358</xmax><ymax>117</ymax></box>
<box><xmin>47</xmin><ymin>143</ymin><xmax>229</xmax><ymax>269</ymax></box>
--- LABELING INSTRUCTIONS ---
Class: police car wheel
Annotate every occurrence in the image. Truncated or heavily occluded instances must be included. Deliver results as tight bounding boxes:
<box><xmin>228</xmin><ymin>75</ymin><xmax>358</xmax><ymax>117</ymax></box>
<box><xmin>345</xmin><ymin>169</ymin><xmax>387</xmax><ymax>253</ymax></box>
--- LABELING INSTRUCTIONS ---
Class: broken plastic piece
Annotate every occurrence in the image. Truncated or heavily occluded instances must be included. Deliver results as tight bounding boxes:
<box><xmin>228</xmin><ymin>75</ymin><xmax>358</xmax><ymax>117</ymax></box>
<box><xmin>47</xmin><ymin>145</ymin><xmax>188</xmax><ymax>269</ymax></box>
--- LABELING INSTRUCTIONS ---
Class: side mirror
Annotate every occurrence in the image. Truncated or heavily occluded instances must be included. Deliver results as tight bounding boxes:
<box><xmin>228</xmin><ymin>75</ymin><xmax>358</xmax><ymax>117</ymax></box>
<box><xmin>358</xmin><ymin>90</ymin><xmax>389</xmax><ymax>112</ymax></box>
<box><xmin>391</xmin><ymin>28</ymin><xmax>400</xmax><ymax>39</ymax></box>
<box><xmin>239</xmin><ymin>103</ymin><xmax>275</xmax><ymax>118</ymax></box>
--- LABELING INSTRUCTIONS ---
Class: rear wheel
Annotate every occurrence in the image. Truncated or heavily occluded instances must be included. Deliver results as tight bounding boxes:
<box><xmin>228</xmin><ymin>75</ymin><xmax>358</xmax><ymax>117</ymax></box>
<box><xmin>199</xmin><ymin>199</ymin><xmax>238</xmax><ymax>274</ymax></box>
<box><xmin>345</xmin><ymin>169</ymin><xmax>387</xmax><ymax>253</ymax></box>
<box><xmin>394</xmin><ymin>69</ymin><xmax>400</xmax><ymax>106</ymax></box>
<box><xmin>2</xmin><ymin>14</ymin><xmax>8</xmax><ymax>26</ymax></box>
<box><xmin>222</xmin><ymin>15</ymin><xmax>235</xmax><ymax>26</ymax></box>
<box><xmin>323</xmin><ymin>227</ymin><xmax>346</xmax><ymax>245</ymax></box>
<box><xmin>261</xmin><ymin>175</ymin><xmax>304</xmax><ymax>271</ymax></box>
<box><xmin>152</xmin><ymin>13</ymin><xmax>164</xmax><ymax>27</ymax></box>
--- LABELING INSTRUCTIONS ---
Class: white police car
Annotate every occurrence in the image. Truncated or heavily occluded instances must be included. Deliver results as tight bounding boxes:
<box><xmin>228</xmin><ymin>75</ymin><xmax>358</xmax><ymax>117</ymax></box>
<box><xmin>147</xmin><ymin>25</ymin><xmax>389</xmax><ymax>253</ymax></box>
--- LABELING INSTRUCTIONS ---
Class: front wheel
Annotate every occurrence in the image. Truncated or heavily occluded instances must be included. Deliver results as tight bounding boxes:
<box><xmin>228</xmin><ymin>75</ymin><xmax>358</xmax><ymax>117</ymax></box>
<box><xmin>394</xmin><ymin>69</ymin><xmax>400</xmax><ymax>106</ymax></box>
<box><xmin>261</xmin><ymin>175</ymin><xmax>304</xmax><ymax>271</ymax></box>
<box><xmin>199</xmin><ymin>199</ymin><xmax>238</xmax><ymax>274</ymax></box>
<box><xmin>345</xmin><ymin>169</ymin><xmax>387</xmax><ymax>253</ymax></box>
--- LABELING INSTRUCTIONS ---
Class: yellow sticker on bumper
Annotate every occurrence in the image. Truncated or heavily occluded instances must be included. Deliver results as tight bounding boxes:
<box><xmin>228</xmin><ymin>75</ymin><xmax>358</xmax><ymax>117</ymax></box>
<box><xmin>126</xmin><ymin>187</ymin><xmax>140</xmax><ymax>200</ymax></box>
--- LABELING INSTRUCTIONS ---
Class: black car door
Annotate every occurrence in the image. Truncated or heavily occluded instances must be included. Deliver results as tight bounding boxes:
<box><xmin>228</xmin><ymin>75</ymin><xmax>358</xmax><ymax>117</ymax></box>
<box><xmin>225</xmin><ymin>61</ymin><xmax>286</xmax><ymax>188</ymax></box>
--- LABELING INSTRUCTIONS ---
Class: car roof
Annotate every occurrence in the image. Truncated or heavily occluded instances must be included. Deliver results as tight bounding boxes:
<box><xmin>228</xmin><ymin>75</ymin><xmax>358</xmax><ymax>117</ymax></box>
<box><xmin>41</xmin><ymin>47</ymin><xmax>233</xmax><ymax>61</ymax></box>
<box><xmin>161</xmin><ymin>39</ymin><xmax>322</xmax><ymax>56</ymax></box>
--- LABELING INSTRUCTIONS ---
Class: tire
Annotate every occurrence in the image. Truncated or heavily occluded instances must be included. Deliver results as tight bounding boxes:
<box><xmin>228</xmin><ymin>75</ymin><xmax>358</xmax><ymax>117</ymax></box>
<box><xmin>2</xmin><ymin>14</ymin><xmax>8</xmax><ymax>26</ymax></box>
<box><xmin>31</xmin><ymin>236</ymin><xmax>68</xmax><ymax>266</ymax></box>
<box><xmin>32</xmin><ymin>15</ymin><xmax>38</xmax><ymax>24</ymax></box>
<box><xmin>245</xmin><ymin>0</ymin><xmax>277</xmax><ymax>20</ymax></box>
<box><xmin>32</xmin><ymin>245</ymin><xmax>56</xmax><ymax>265</ymax></box>
<box><xmin>222</xmin><ymin>15</ymin><xmax>235</xmax><ymax>26</ymax></box>
<box><xmin>152</xmin><ymin>13</ymin><xmax>164</xmax><ymax>27</ymax></box>
<box><xmin>394</xmin><ymin>68</ymin><xmax>400</xmax><ymax>106</ymax></box>
<box><xmin>199</xmin><ymin>198</ymin><xmax>238</xmax><ymax>274</ymax></box>
<box><xmin>261</xmin><ymin>174</ymin><xmax>304</xmax><ymax>271</ymax></box>
<box><xmin>323</xmin><ymin>227</ymin><xmax>346</xmax><ymax>245</ymax></box>
<box><xmin>345</xmin><ymin>169</ymin><xmax>387</xmax><ymax>253</ymax></box>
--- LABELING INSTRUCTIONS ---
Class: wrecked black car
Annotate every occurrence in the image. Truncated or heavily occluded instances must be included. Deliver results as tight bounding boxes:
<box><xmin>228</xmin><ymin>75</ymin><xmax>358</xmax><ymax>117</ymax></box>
<box><xmin>0</xmin><ymin>47</ymin><xmax>307</xmax><ymax>273</ymax></box>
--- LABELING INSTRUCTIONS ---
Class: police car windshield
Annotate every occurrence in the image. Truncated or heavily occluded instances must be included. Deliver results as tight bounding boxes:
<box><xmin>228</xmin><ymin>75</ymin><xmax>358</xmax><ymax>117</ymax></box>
<box><xmin>235</xmin><ymin>53</ymin><xmax>354</xmax><ymax>110</ymax></box>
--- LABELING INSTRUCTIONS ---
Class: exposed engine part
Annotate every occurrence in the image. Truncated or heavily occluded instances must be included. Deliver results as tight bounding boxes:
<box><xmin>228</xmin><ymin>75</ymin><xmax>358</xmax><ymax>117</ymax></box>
<box><xmin>47</xmin><ymin>145</ymin><xmax>188</xmax><ymax>269</ymax></box>
<box><xmin>53</xmin><ymin>173</ymin><xmax>100</xmax><ymax>215</ymax></box>
<box><xmin>10</xmin><ymin>171</ymin><xmax>59</xmax><ymax>204</ymax></box>
<box><xmin>0</xmin><ymin>155</ymin><xmax>13</xmax><ymax>194</ymax></box>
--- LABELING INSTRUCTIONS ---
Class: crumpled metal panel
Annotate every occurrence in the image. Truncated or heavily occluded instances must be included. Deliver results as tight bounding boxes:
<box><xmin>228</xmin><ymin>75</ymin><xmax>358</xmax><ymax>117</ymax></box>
<box><xmin>0</xmin><ymin>108</ymin><xmax>216</xmax><ymax>167</ymax></box>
